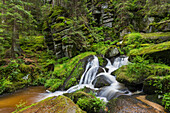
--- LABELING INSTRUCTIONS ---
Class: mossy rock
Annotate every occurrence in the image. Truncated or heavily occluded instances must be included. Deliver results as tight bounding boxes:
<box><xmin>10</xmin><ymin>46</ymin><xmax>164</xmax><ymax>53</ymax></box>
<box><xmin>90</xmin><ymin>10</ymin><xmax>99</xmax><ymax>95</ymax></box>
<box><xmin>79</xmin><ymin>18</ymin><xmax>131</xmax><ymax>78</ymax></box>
<box><xmin>17</xmin><ymin>95</ymin><xmax>85</xmax><ymax>113</ymax></box>
<box><xmin>114</xmin><ymin>66</ymin><xmax>143</xmax><ymax>91</ymax></box>
<box><xmin>4</xmin><ymin>81</ymin><xmax>28</xmax><ymax>94</ymax></box>
<box><xmin>123</xmin><ymin>32</ymin><xmax>170</xmax><ymax>46</ymax></box>
<box><xmin>141</xmin><ymin>32</ymin><xmax>170</xmax><ymax>43</ymax></box>
<box><xmin>129</xmin><ymin>41</ymin><xmax>170</xmax><ymax>65</ymax></box>
<box><xmin>46</xmin><ymin>52</ymin><xmax>96</xmax><ymax>91</ymax></box>
<box><xmin>143</xmin><ymin>75</ymin><xmax>170</xmax><ymax>94</ymax></box>
<box><xmin>115</xmin><ymin>64</ymin><xmax>170</xmax><ymax>92</ymax></box>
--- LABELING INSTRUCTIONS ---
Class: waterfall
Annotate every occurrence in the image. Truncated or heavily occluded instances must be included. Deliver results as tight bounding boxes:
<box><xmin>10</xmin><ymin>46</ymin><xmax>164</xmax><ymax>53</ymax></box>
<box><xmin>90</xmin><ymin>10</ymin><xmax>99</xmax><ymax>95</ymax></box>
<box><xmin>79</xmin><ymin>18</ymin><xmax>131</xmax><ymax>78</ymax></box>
<box><xmin>45</xmin><ymin>55</ymin><xmax>131</xmax><ymax>101</ymax></box>
<box><xmin>106</xmin><ymin>57</ymin><xmax>129</xmax><ymax>74</ymax></box>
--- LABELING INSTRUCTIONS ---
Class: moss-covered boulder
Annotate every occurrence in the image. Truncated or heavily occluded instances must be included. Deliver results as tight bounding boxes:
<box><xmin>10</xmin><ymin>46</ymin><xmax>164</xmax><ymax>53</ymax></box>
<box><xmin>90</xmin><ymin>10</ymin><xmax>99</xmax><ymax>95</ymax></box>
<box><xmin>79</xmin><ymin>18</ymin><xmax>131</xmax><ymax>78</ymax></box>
<box><xmin>98</xmin><ymin>56</ymin><xmax>107</xmax><ymax>67</ymax></box>
<box><xmin>114</xmin><ymin>64</ymin><xmax>170</xmax><ymax>92</ymax></box>
<box><xmin>123</xmin><ymin>32</ymin><xmax>170</xmax><ymax>47</ymax></box>
<box><xmin>17</xmin><ymin>95</ymin><xmax>85</xmax><ymax>113</ymax></box>
<box><xmin>45</xmin><ymin>52</ymin><xmax>96</xmax><ymax>91</ymax></box>
<box><xmin>114</xmin><ymin>66</ymin><xmax>143</xmax><ymax>91</ymax></box>
<box><xmin>129</xmin><ymin>41</ymin><xmax>170</xmax><ymax>65</ymax></box>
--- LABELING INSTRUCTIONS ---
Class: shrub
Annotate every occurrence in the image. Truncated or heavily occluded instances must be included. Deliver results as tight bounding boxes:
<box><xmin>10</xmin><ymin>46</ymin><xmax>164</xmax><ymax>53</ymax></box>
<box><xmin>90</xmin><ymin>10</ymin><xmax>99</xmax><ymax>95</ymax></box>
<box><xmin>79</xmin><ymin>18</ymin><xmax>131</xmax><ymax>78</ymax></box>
<box><xmin>162</xmin><ymin>92</ymin><xmax>170</xmax><ymax>111</ymax></box>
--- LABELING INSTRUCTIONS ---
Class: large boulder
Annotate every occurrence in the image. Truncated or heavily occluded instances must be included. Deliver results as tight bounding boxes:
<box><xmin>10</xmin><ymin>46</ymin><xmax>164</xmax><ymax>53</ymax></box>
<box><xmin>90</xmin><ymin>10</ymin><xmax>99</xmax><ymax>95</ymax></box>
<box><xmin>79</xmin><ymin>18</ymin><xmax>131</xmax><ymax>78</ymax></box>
<box><xmin>18</xmin><ymin>95</ymin><xmax>85</xmax><ymax>113</ymax></box>
<box><xmin>107</xmin><ymin>95</ymin><xmax>167</xmax><ymax>113</ymax></box>
<box><xmin>46</xmin><ymin>52</ymin><xmax>96</xmax><ymax>92</ymax></box>
<box><xmin>129</xmin><ymin>41</ymin><xmax>170</xmax><ymax>65</ymax></box>
<box><xmin>114</xmin><ymin>64</ymin><xmax>170</xmax><ymax>92</ymax></box>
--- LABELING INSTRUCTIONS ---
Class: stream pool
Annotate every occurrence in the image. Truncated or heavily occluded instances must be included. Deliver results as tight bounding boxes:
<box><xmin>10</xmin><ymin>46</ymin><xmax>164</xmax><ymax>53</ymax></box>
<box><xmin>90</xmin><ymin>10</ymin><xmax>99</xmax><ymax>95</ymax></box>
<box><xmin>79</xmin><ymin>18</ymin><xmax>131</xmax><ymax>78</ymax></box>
<box><xmin>0</xmin><ymin>86</ymin><xmax>47</xmax><ymax>113</ymax></box>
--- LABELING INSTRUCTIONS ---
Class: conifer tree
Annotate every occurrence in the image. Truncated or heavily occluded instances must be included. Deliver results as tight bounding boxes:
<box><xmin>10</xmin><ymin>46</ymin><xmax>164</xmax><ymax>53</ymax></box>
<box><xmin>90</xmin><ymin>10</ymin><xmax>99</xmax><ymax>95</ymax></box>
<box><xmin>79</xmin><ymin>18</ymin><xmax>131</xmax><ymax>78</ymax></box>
<box><xmin>0</xmin><ymin>0</ymin><xmax>35</xmax><ymax>58</ymax></box>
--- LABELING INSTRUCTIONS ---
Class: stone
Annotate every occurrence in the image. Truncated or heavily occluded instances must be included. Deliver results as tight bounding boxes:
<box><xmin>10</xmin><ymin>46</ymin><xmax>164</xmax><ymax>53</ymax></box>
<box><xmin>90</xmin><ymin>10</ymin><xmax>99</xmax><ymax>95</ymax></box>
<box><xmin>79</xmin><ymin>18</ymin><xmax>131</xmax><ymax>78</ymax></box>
<box><xmin>93</xmin><ymin>75</ymin><xmax>111</xmax><ymax>88</ymax></box>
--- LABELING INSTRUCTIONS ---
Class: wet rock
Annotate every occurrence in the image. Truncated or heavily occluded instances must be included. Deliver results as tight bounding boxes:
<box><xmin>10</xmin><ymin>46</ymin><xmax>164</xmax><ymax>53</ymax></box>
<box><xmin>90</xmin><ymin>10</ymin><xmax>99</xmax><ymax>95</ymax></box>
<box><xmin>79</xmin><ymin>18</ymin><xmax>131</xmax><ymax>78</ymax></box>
<box><xmin>107</xmin><ymin>95</ymin><xmax>167</xmax><ymax>113</ymax></box>
<box><xmin>19</xmin><ymin>95</ymin><xmax>85</xmax><ymax>113</ymax></box>
<box><xmin>93</xmin><ymin>75</ymin><xmax>111</xmax><ymax>88</ymax></box>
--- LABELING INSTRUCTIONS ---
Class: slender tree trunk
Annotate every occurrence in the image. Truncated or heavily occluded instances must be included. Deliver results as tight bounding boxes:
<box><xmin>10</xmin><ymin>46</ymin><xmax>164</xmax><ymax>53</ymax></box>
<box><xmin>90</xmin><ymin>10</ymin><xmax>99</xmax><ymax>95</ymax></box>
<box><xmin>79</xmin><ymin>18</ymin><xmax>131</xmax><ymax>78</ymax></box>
<box><xmin>11</xmin><ymin>21</ymin><xmax>16</xmax><ymax>58</ymax></box>
<box><xmin>11</xmin><ymin>20</ymin><xmax>20</xmax><ymax>58</ymax></box>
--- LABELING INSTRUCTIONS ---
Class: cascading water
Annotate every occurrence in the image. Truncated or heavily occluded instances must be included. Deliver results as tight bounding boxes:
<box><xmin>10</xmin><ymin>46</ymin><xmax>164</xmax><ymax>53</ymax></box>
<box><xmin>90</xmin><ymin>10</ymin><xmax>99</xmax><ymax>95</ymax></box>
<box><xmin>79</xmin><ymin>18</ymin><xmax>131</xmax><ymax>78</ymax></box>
<box><xmin>44</xmin><ymin>55</ymin><xmax>131</xmax><ymax>101</ymax></box>
<box><xmin>106</xmin><ymin>57</ymin><xmax>129</xmax><ymax>74</ymax></box>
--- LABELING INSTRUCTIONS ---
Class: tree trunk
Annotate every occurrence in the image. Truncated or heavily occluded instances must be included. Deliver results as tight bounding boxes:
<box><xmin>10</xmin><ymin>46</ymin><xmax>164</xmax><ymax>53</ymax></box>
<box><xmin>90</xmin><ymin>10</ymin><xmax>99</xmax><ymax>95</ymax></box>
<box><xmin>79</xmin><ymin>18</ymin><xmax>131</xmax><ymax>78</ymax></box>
<box><xmin>11</xmin><ymin>20</ymin><xmax>20</xmax><ymax>58</ymax></box>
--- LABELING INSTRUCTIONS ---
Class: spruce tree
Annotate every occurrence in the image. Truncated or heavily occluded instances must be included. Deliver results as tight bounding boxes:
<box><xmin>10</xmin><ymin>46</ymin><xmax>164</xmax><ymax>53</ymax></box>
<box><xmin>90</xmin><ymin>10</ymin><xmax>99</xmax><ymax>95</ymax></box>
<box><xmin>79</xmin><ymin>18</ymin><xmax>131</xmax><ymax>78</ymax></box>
<box><xmin>0</xmin><ymin>0</ymin><xmax>35</xmax><ymax>58</ymax></box>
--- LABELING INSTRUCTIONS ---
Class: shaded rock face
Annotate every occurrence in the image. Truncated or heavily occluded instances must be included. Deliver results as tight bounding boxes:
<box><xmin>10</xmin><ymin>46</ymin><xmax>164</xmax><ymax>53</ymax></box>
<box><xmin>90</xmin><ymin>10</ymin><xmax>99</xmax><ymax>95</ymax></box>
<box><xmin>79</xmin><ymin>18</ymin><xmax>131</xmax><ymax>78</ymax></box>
<box><xmin>20</xmin><ymin>96</ymin><xmax>85</xmax><ymax>113</ymax></box>
<box><xmin>107</xmin><ymin>95</ymin><xmax>167</xmax><ymax>113</ymax></box>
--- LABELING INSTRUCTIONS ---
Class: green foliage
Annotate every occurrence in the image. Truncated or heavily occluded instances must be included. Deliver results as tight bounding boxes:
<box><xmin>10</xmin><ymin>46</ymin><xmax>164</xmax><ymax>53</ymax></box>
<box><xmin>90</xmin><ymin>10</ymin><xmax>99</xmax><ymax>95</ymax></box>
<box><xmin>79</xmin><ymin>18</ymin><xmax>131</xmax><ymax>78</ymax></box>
<box><xmin>76</xmin><ymin>97</ymin><xmax>105</xmax><ymax>113</ymax></box>
<box><xmin>0</xmin><ymin>78</ymin><xmax>12</xmax><ymax>94</ymax></box>
<box><xmin>126</xmin><ymin>56</ymin><xmax>150</xmax><ymax>78</ymax></box>
<box><xmin>162</xmin><ymin>92</ymin><xmax>170</xmax><ymax>111</ymax></box>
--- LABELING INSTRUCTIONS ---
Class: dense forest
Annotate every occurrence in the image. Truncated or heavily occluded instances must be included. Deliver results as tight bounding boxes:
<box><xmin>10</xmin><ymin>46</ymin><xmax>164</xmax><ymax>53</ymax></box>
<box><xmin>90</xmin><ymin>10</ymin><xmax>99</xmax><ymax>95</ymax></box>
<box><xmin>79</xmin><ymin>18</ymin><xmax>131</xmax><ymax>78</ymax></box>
<box><xmin>0</xmin><ymin>0</ymin><xmax>170</xmax><ymax>112</ymax></box>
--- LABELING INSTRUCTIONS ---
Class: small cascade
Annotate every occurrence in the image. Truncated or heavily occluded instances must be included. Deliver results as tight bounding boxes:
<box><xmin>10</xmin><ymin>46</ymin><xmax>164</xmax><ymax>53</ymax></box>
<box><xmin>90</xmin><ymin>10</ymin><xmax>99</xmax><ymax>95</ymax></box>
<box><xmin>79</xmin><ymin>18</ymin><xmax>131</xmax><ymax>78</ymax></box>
<box><xmin>79</xmin><ymin>55</ymin><xmax>99</xmax><ymax>84</ymax></box>
<box><xmin>106</xmin><ymin>56</ymin><xmax>129</xmax><ymax>74</ymax></box>
<box><xmin>45</xmin><ymin>55</ymin><xmax>131</xmax><ymax>101</ymax></box>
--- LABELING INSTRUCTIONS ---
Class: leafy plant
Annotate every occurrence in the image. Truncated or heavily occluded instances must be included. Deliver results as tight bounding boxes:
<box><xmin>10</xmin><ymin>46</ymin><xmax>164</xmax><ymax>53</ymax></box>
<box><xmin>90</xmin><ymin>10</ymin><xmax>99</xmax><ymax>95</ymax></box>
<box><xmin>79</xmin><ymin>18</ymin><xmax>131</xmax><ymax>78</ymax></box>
<box><xmin>15</xmin><ymin>100</ymin><xmax>27</xmax><ymax>112</ymax></box>
<box><xmin>162</xmin><ymin>92</ymin><xmax>170</xmax><ymax>111</ymax></box>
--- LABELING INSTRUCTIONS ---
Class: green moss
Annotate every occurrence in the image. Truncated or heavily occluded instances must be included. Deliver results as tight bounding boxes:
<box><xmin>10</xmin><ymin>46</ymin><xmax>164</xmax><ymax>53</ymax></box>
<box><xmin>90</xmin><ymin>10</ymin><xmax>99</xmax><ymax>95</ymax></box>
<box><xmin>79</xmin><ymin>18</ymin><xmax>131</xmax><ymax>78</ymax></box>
<box><xmin>92</xmin><ymin>42</ymin><xmax>110</xmax><ymax>55</ymax></box>
<box><xmin>123</xmin><ymin>33</ymin><xmax>142</xmax><ymax>45</ymax></box>
<box><xmin>141</xmin><ymin>32</ymin><xmax>170</xmax><ymax>39</ymax></box>
<box><xmin>129</xmin><ymin>41</ymin><xmax>170</xmax><ymax>56</ymax></box>
<box><xmin>115</xmin><ymin>63</ymin><xmax>170</xmax><ymax>86</ymax></box>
